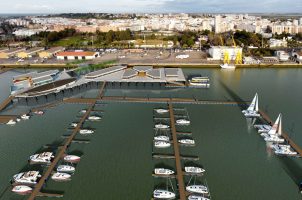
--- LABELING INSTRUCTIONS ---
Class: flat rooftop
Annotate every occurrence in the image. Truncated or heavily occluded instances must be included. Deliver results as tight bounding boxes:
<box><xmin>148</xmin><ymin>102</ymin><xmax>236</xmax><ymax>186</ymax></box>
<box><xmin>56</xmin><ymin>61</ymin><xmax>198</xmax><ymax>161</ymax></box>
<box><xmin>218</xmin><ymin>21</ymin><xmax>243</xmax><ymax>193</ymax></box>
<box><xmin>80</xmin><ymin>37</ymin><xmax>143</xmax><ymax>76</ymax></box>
<box><xmin>85</xmin><ymin>66</ymin><xmax>127</xmax><ymax>79</ymax></box>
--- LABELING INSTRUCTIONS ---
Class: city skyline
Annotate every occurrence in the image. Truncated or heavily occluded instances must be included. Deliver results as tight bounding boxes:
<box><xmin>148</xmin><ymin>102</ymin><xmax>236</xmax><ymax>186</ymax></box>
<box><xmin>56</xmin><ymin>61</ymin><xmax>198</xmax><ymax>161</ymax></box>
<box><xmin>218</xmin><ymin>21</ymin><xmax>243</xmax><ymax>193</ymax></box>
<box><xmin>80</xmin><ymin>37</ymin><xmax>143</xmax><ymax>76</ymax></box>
<box><xmin>0</xmin><ymin>0</ymin><xmax>301</xmax><ymax>14</ymax></box>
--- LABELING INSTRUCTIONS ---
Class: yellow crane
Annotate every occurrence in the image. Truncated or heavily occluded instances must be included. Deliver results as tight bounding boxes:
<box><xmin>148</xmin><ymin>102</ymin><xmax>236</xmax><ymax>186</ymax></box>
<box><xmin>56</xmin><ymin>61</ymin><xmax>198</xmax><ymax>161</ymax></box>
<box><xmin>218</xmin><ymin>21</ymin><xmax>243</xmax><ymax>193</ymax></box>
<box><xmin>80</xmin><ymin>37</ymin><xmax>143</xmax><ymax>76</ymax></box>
<box><xmin>232</xmin><ymin>35</ymin><xmax>242</xmax><ymax>64</ymax></box>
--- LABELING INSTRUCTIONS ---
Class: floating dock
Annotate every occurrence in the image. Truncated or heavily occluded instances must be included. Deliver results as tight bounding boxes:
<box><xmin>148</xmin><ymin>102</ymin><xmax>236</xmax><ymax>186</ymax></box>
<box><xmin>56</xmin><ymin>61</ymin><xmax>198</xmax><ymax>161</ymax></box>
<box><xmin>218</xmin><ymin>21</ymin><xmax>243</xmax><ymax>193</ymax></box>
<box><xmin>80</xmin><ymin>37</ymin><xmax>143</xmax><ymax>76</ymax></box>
<box><xmin>27</xmin><ymin>82</ymin><xmax>106</xmax><ymax>200</ymax></box>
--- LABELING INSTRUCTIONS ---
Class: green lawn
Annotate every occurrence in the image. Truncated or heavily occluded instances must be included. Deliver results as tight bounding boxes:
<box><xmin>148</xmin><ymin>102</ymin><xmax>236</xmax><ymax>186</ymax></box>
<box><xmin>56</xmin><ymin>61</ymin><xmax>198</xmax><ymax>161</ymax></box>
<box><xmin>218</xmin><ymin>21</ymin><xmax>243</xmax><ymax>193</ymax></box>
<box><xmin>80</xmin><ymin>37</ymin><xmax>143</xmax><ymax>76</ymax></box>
<box><xmin>51</xmin><ymin>36</ymin><xmax>87</xmax><ymax>47</ymax></box>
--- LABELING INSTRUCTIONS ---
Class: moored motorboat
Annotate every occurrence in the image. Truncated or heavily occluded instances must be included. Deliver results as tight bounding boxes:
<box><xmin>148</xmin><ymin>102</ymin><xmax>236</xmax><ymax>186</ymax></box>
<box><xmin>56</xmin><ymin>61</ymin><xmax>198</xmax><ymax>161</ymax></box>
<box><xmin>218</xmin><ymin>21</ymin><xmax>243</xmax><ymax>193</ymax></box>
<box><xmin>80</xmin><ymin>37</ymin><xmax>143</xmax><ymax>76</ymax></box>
<box><xmin>57</xmin><ymin>165</ymin><xmax>75</xmax><ymax>173</ymax></box>
<box><xmin>242</xmin><ymin>93</ymin><xmax>260</xmax><ymax>118</ymax></box>
<box><xmin>254</xmin><ymin>124</ymin><xmax>271</xmax><ymax>133</ymax></box>
<box><xmin>7</xmin><ymin>119</ymin><xmax>16</xmax><ymax>125</ymax></box>
<box><xmin>63</xmin><ymin>155</ymin><xmax>81</xmax><ymax>163</ymax></box>
<box><xmin>88</xmin><ymin>116</ymin><xmax>101</xmax><ymax>121</ymax></box>
<box><xmin>154</xmin><ymin>135</ymin><xmax>170</xmax><ymax>142</ymax></box>
<box><xmin>11</xmin><ymin>185</ymin><xmax>32</xmax><ymax>195</ymax></box>
<box><xmin>155</xmin><ymin>109</ymin><xmax>169</xmax><ymax>114</ymax></box>
<box><xmin>154</xmin><ymin>141</ymin><xmax>171</xmax><ymax>148</ymax></box>
<box><xmin>80</xmin><ymin>109</ymin><xmax>87</xmax><ymax>113</ymax></box>
<box><xmin>154</xmin><ymin>168</ymin><xmax>174</xmax><ymax>175</ymax></box>
<box><xmin>176</xmin><ymin>119</ymin><xmax>190</xmax><ymax>125</ymax></box>
<box><xmin>51</xmin><ymin>172</ymin><xmax>71</xmax><ymax>181</ymax></box>
<box><xmin>188</xmin><ymin>195</ymin><xmax>210</xmax><ymax>200</ymax></box>
<box><xmin>185</xmin><ymin>166</ymin><xmax>205</xmax><ymax>174</ymax></box>
<box><xmin>155</xmin><ymin>124</ymin><xmax>170</xmax><ymax>129</ymax></box>
<box><xmin>153</xmin><ymin>189</ymin><xmax>176</xmax><ymax>199</ymax></box>
<box><xmin>29</xmin><ymin>152</ymin><xmax>54</xmax><ymax>164</ymax></box>
<box><xmin>33</xmin><ymin>110</ymin><xmax>44</xmax><ymax>115</ymax></box>
<box><xmin>12</xmin><ymin>171</ymin><xmax>41</xmax><ymax>185</ymax></box>
<box><xmin>220</xmin><ymin>63</ymin><xmax>235</xmax><ymax>69</ymax></box>
<box><xmin>186</xmin><ymin>185</ymin><xmax>208</xmax><ymax>194</ymax></box>
<box><xmin>21</xmin><ymin>114</ymin><xmax>30</xmax><ymax>120</ymax></box>
<box><xmin>178</xmin><ymin>139</ymin><xmax>195</xmax><ymax>145</ymax></box>
<box><xmin>70</xmin><ymin>123</ymin><xmax>78</xmax><ymax>128</ymax></box>
<box><xmin>272</xmin><ymin>144</ymin><xmax>297</xmax><ymax>156</ymax></box>
<box><xmin>79</xmin><ymin>129</ymin><xmax>94</xmax><ymax>135</ymax></box>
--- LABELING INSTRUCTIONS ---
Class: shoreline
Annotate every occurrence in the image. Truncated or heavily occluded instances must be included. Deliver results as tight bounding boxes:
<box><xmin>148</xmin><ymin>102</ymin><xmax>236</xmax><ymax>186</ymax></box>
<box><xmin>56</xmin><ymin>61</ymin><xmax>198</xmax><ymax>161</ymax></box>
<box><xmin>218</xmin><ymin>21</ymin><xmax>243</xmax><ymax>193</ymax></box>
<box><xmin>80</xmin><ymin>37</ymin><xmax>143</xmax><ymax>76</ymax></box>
<box><xmin>1</xmin><ymin>63</ymin><xmax>302</xmax><ymax>68</ymax></box>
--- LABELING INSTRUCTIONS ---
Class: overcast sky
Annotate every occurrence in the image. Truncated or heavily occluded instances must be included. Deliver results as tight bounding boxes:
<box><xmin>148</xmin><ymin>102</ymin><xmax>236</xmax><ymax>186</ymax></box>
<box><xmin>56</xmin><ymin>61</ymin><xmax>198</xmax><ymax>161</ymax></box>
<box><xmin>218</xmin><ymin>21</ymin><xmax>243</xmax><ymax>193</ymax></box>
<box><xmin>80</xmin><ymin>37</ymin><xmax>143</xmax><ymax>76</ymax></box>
<box><xmin>0</xmin><ymin>0</ymin><xmax>301</xmax><ymax>13</ymax></box>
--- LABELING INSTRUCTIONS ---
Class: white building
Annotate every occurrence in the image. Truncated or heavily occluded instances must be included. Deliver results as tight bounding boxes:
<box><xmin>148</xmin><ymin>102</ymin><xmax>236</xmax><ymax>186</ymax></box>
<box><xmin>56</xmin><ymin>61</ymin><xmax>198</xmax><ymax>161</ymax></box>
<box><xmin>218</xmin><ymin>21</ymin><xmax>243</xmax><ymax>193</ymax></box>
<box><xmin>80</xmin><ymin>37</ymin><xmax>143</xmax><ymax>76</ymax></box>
<box><xmin>208</xmin><ymin>46</ymin><xmax>243</xmax><ymax>61</ymax></box>
<box><xmin>269</xmin><ymin>38</ymin><xmax>287</xmax><ymax>48</ymax></box>
<box><xmin>275</xmin><ymin>51</ymin><xmax>289</xmax><ymax>61</ymax></box>
<box><xmin>214</xmin><ymin>15</ymin><xmax>222</xmax><ymax>33</ymax></box>
<box><xmin>56</xmin><ymin>51</ymin><xmax>99</xmax><ymax>60</ymax></box>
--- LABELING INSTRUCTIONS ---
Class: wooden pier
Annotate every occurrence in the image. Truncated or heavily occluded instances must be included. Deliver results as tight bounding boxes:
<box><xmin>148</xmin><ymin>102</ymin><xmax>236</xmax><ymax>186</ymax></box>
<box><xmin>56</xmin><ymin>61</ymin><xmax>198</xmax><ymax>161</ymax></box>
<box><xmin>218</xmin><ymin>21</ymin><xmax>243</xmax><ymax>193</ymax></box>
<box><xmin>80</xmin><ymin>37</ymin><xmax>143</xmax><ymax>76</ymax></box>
<box><xmin>259</xmin><ymin>110</ymin><xmax>302</xmax><ymax>157</ymax></box>
<box><xmin>0</xmin><ymin>95</ymin><xmax>14</xmax><ymax>111</ymax></box>
<box><xmin>27</xmin><ymin>82</ymin><xmax>106</xmax><ymax>200</ymax></box>
<box><xmin>0</xmin><ymin>115</ymin><xmax>18</xmax><ymax>124</ymax></box>
<box><xmin>168</xmin><ymin>103</ymin><xmax>186</xmax><ymax>200</ymax></box>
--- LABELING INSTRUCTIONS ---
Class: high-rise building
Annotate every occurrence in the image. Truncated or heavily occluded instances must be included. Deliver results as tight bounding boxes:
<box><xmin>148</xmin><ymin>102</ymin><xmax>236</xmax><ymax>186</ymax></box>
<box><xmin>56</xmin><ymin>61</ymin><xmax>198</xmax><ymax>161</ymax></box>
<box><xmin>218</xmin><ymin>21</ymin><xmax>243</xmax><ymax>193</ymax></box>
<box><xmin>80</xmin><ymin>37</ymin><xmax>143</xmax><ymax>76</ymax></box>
<box><xmin>215</xmin><ymin>15</ymin><xmax>221</xmax><ymax>33</ymax></box>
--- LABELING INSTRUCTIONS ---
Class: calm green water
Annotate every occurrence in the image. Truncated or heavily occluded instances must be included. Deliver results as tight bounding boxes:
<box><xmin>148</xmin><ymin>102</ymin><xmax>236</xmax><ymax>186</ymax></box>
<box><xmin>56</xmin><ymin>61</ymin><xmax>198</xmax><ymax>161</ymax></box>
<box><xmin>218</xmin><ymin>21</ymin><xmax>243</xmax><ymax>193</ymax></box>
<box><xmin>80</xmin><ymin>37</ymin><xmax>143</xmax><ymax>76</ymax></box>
<box><xmin>1</xmin><ymin>68</ymin><xmax>302</xmax><ymax>200</ymax></box>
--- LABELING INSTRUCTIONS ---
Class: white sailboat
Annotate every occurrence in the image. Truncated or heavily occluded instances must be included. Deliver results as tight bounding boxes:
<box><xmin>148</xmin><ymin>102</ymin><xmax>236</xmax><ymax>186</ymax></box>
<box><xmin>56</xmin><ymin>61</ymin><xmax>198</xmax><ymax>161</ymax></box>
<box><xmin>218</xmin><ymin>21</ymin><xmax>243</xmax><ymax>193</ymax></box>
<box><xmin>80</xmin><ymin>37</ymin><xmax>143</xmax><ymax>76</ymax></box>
<box><xmin>154</xmin><ymin>168</ymin><xmax>175</xmax><ymax>175</ymax></box>
<box><xmin>154</xmin><ymin>135</ymin><xmax>170</xmax><ymax>142</ymax></box>
<box><xmin>179</xmin><ymin>139</ymin><xmax>195</xmax><ymax>145</ymax></box>
<box><xmin>57</xmin><ymin>165</ymin><xmax>75</xmax><ymax>173</ymax></box>
<box><xmin>242</xmin><ymin>93</ymin><xmax>260</xmax><ymax>118</ymax></box>
<box><xmin>153</xmin><ymin>189</ymin><xmax>176</xmax><ymax>199</ymax></box>
<box><xmin>263</xmin><ymin>114</ymin><xmax>284</xmax><ymax>143</ymax></box>
<box><xmin>155</xmin><ymin>124</ymin><xmax>170</xmax><ymax>129</ymax></box>
<box><xmin>155</xmin><ymin>109</ymin><xmax>169</xmax><ymax>114</ymax></box>
<box><xmin>186</xmin><ymin>185</ymin><xmax>209</xmax><ymax>194</ymax></box>
<box><xmin>188</xmin><ymin>195</ymin><xmax>210</xmax><ymax>200</ymax></box>
<box><xmin>51</xmin><ymin>172</ymin><xmax>71</xmax><ymax>181</ymax></box>
<box><xmin>6</xmin><ymin>119</ymin><xmax>16</xmax><ymax>125</ymax></box>
<box><xmin>63</xmin><ymin>155</ymin><xmax>81</xmax><ymax>163</ymax></box>
<box><xmin>88</xmin><ymin>116</ymin><xmax>101</xmax><ymax>121</ymax></box>
<box><xmin>155</xmin><ymin>141</ymin><xmax>171</xmax><ymax>148</ymax></box>
<box><xmin>176</xmin><ymin>119</ymin><xmax>190</xmax><ymax>125</ymax></box>
<box><xmin>11</xmin><ymin>185</ymin><xmax>32</xmax><ymax>195</ymax></box>
<box><xmin>79</xmin><ymin>129</ymin><xmax>94</xmax><ymax>135</ymax></box>
<box><xmin>185</xmin><ymin>167</ymin><xmax>205</xmax><ymax>174</ymax></box>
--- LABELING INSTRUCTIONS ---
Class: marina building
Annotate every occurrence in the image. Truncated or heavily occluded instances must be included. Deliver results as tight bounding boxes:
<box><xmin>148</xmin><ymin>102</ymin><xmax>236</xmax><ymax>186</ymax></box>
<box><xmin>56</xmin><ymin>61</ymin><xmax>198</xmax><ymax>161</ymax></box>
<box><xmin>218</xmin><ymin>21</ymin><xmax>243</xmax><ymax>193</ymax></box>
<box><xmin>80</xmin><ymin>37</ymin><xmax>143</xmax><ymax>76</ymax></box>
<box><xmin>38</xmin><ymin>47</ymin><xmax>65</xmax><ymax>59</ymax></box>
<box><xmin>56</xmin><ymin>51</ymin><xmax>99</xmax><ymax>60</ymax></box>
<box><xmin>17</xmin><ymin>47</ymin><xmax>45</xmax><ymax>59</ymax></box>
<box><xmin>0</xmin><ymin>48</ymin><xmax>26</xmax><ymax>59</ymax></box>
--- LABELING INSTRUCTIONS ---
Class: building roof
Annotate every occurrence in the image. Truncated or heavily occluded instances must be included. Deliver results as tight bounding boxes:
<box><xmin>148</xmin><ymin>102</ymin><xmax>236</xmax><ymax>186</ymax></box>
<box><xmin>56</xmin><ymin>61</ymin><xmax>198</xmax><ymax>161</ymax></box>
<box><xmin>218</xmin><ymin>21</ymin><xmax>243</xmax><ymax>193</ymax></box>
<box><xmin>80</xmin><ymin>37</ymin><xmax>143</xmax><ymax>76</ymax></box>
<box><xmin>122</xmin><ymin>69</ymin><xmax>138</xmax><ymax>79</ymax></box>
<box><xmin>165</xmin><ymin>68</ymin><xmax>179</xmax><ymax>77</ymax></box>
<box><xmin>56</xmin><ymin>51</ymin><xmax>97</xmax><ymax>57</ymax></box>
<box><xmin>147</xmin><ymin>69</ymin><xmax>161</xmax><ymax>79</ymax></box>
<box><xmin>42</xmin><ymin>47</ymin><xmax>65</xmax><ymax>54</ymax></box>
<box><xmin>133</xmin><ymin>66</ymin><xmax>153</xmax><ymax>72</ymax></box>
<box><xmin>32</xmin><ymin>76</ymin><xmax>53</xmax><ymax>84</ymax></box>
<box><xmin>85</xmin><ymin>66</ymin><xmax>127</xmax><ymax>79</ymax></box>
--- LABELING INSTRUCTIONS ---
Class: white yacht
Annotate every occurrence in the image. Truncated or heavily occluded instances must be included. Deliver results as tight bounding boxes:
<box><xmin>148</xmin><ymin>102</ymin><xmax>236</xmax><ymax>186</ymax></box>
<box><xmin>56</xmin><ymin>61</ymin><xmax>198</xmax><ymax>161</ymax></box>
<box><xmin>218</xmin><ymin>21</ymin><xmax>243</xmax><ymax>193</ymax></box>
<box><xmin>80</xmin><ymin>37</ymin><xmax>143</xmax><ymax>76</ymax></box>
<box><xmin>88</xmin><ymin>116</ymin><xmax>101</xmax><ymax>121</ymax></box>
<box><xmin>254</xmin><ymin>124</ymin><xmax>272</xmax><ymax>133</ymax></box>
<box><xmin>272</xmin><ymin>144</ymin><xmax>297</xmax><ymax>156</ymax></box>
<box><xmin>263</xmin><ymin>114</ymin><xmax>284</xmax><ymax>143</ymax></box>
<box><xmin>176</xmin><ymin>119</ymin><xmax>190</xmax><ymax>125</ymax></box>
<box><xmin>220</xmin><ymin>63</ymin><xmax>235</xmax><ymax>69</ymax></box>
<box><xmin>188</xmin><ymin>195</ymin><xmax>210</xmax><ymax>200</ymax></box>
<box><xmin>21</xmin><ymin>114</ymin><xmax>30</xmax><ymax>120</ymax></box>
<box><xmin>80</xmin><ymin>109</ymin><xmax>87</xmax><ymax>113</ymax></box>
<box><xmin>153</xmin><ymin>189</ymin><xmax>176</xmax><ymax>199</ymax></box>
<box><xmin>155</xmin><ymin>124</ymin><xmax>170</xmax><ymax>129</ymax></box>
<box><xmin>29</xmin><ymin>152</ymin><xmax>54</xmax><ymax>164</ymax></box>
<box><xmin>154</xmin><ymin>168</ymin><xmax>175</xmax><ymax>175</ymax></box>
<box><xmin>242</xmin><ymin>93</ymin><xmax>260</xmax><ymax>118</ymax></box>
<box><xmin>185</xmin><ymin>167</ymin><xmax>205</xmax><ymax>174</ymax></box>
<box><xmin>186</xmin><ymin>185</ymin><xmax>209</xmax><ymax>194</ymax></box>
<box><xmin>33</xmin><ymin>110</ymin><xmax>44</xmax><ymax>115</ymax></box>
<box><xmin>6</xmin><ymin>119</ymin><xmax>16</xmax><ymax>125</ymax></box>
<box><xmin>63</xmin><ymin>155</ymin><xmax>81</xmax><ymax>163</ymax></box>
<box><xmin>57</xmin><ymin>165</ymin><xmax>75</xmax><ymax>173</ymax></box>
<box><xmin>11</xmin><ymin>185</ymin><xmax>32</xmax><ymax>195</ymax></box>
<box><xmin>12</xmin><ymin>171</ymin><xmax>41</xmax><ymax>185</ymax></box>
<box><xmin>178</xmin><ymin>139</ymin><xmax>195</xmax><ymax>145</ymax></box>
<box><xmin>51</xmin><ymin>172</ymin><xmax>71</xmax><ymax>181</ymax></box>
<box><xmin>188</xmin><ymin>76</ymin><xmax>210</xmax><ymax>87</ymax></box>
<box><xmin>155</xmin><ymin>109</ymin><xmax>169</xmax><ymax>114</ymax></box>
<box><xmin>154</xmin><ymin>135</ymin><xmax>170</xmax><ymax>142</ymax></box>
<box><xmin>155</xmin><ymin>141</ymin><xmax>171</xmax><ymax>148</ymax></box>
<box><xmin>79</xmin><ymin>129</ymin><xmax>94</xmax><ymax>135</ymax></box>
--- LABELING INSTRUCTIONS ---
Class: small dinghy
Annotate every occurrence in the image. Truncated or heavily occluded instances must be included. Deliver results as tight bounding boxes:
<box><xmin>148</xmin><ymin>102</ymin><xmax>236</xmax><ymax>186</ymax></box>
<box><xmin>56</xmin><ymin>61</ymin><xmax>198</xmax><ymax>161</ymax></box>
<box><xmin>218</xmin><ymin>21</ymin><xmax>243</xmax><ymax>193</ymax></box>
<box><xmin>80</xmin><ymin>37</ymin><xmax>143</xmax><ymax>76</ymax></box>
<box><xmin>57</xmin><ymin>165</ymin><xmax>75</xmax><ymax>173</ymax></box>
<box><xmin>33</xmin><ymin>110</ymin><xmax>44</xmax><ymax>115</ymax></box>
<box><xmin>64</xmin><ymin>155</ymin><xmax>81</xmax><ymax>163</ymax></box>
<box><xmin>11</xmin><ymin>185</ymin><xmax>32</xmax><ymax>195</ymax></box>
<box><xmin>153</xmin><ymin>189</ymin><xmax>176</xmax><ymax>199</ymax></box>
<box><xmin>51</xmin><ymin>172</ymin><xmax>71</xmax><ymax>181</ymax></box>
